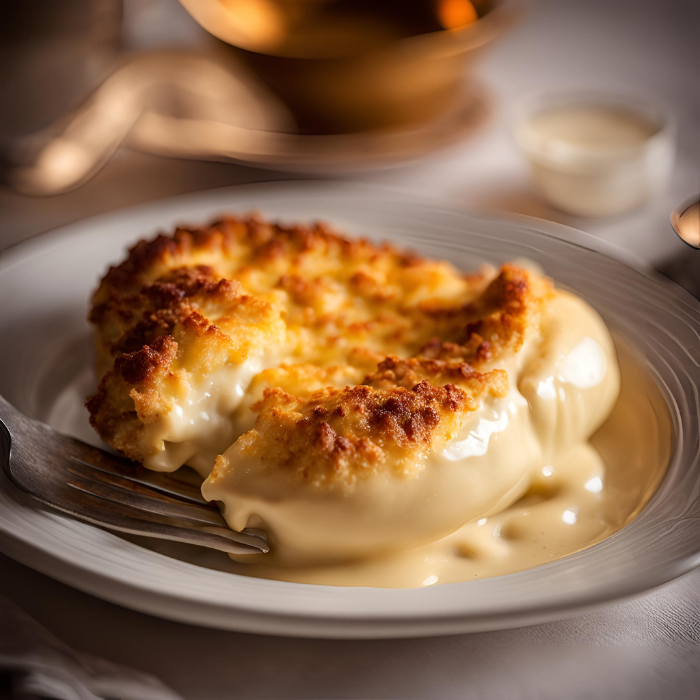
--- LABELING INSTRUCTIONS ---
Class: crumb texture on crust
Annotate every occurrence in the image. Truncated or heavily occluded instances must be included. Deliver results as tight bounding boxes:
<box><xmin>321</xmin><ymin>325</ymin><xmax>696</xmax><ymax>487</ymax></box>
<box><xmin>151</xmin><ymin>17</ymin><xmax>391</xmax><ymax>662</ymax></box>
<box><xmin>87</xmin><ymin>214</ymin><xmax>553</xmax><ymax>474</ymax></box>
<box><xmin>210</xmin><ymin>366</ymin><xmax>508</xmax><ymax>489</ymax></box>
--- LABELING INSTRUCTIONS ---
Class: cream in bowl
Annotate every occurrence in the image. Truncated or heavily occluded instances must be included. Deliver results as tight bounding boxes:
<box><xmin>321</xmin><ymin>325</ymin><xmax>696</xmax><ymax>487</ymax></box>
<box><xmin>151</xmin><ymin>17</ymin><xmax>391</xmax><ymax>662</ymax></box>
<box><xmin>514</xmin><ymin>93</ymin><xmax>675</xmax><ymax>217</ymax></box>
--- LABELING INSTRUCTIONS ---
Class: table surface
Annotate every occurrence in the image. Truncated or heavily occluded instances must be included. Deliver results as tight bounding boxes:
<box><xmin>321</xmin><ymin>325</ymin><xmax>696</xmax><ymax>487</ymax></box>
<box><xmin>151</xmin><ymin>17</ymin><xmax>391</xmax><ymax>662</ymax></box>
<box><xmin>1</xmin><ymin>0</ymin><xmax>699</xmax><ymax>698</ymax></box>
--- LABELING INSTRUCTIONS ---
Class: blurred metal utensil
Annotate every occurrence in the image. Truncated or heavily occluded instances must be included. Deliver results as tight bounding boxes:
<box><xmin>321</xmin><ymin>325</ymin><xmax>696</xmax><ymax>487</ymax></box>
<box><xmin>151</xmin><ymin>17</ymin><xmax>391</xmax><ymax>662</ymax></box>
<box><xmin>0</xmin><ymin>0</ymin><xmax>122</xmax><ymax>147</ymax></box>
<box><xmin>0</xmin><ymin>393</ymin><xmax>269</xmax><ymax>555</ymax></box>
<box><xmin>6</xmin><ymin>50</ymin><xmax>293</xmax><ymax>195</ymax></box>
<box><xmin>671</xmin><ymin>196</ymin><xmax>700</xmax><ymax>249</ymax></box>
<box><xmin>6</xmin><ymin>47</ymin><xmax>490</xmax><ymax>194</ymax></box>
<box><xmin>657</xmin><ymin>196</ymin><xmax>700</xmax><ymax>300</ymax></box>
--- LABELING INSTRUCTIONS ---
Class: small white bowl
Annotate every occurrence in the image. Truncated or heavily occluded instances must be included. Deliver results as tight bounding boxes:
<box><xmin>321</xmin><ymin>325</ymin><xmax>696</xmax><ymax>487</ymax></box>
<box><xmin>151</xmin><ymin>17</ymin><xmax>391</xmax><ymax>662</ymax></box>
<box><xmin>514</xmin><ymin>92</ymin><xmax>675</xmax><ymax>217</ymax></box>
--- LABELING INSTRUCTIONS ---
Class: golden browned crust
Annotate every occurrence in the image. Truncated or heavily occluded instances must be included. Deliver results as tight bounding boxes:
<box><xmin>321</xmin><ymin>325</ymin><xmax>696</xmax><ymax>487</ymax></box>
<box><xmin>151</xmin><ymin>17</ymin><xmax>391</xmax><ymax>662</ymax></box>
<box><xmin>215</xmin><ymin>370</ymin><xmax>503</xmax><ymax>488</ymax></box>
<box><xmin>91</xmin><ymin>216</ymin><xmax>422</xmax><ymax>335</ymax></box>
<box><xmin>87</xmin><ymin>214</ymin><xmax>553</xmax><ymax>474</ymax></box>
<box><xmin>89</xmin><ymin>215</ymin><xmax>499</xmax><ymax>371</ymax></box>
<box><xmin>86</xmin><ymin>335</ymin><xmax>178</xmax><ymax>456</ymax></box>
<box><xmin>89</xmin><ymin>289</ymin><xmax>285</xmax><ymax>462</ymax></box>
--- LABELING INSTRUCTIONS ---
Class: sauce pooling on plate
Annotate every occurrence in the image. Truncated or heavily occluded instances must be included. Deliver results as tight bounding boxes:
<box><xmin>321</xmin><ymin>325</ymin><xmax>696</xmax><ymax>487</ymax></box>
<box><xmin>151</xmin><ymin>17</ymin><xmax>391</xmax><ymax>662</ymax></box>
<box><xmin>211</xmin><ymin>343</ymin><xmax>671</xmax><ymax>587</ymax></box>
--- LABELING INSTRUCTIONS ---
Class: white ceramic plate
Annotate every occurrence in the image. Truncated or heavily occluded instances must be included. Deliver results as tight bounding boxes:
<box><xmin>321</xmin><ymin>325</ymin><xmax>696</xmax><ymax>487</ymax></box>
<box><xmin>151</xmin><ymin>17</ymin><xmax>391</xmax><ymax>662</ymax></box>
<box><xmin>1</xmin><ymin>182</ymin><xmax>699</xmax><ymax>639</ymax></box>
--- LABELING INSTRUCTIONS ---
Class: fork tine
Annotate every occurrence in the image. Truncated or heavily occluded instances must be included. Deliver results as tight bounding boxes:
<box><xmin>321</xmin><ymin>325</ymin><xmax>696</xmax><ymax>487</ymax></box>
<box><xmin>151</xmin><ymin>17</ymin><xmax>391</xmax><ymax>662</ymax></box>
<box><xmin>66</xmin><ymin>467</ymin><xmax>227</xmax><ymax>527</ymax></box>
<box><xmin>67</xmin><ymin>478</ymin><xmax>267</xmax><ymax>550</ymax></box>
<box><xmin>63</xmin><ymin>484</ymin><xmax>269</xmax><ymax>554</ymax></box>
<box><xmin>68</xmin><ymin>455</ymin><xmax>209</xmax><ymax>506</ymax></box>
<box><xmin>67</xmin><ymin>457</ymin><xmax>217</xmax><ymax>510</ymax></box>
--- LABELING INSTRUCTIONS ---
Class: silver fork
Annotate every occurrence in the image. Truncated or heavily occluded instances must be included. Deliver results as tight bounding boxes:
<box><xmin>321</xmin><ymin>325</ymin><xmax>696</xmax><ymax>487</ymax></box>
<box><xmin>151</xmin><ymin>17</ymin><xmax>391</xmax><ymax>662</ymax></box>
<box><xmin>0</xmin><ymin>394</ymin><xmax>268</xmax><ymax>555</ymax></box>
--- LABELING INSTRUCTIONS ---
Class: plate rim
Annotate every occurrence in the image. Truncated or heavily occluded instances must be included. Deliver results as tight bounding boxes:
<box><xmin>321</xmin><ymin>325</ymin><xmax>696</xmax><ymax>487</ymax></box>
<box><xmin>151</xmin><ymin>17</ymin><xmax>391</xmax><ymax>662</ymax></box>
<box><xmin>1</xmin><ymin>180</ymin><xmax>698</xmax><ymax>638</ymax></box>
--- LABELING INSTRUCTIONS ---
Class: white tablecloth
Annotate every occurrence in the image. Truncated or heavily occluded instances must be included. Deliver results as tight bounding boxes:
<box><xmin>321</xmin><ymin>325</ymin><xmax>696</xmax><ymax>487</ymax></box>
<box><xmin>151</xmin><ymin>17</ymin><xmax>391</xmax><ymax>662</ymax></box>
<box><xmin>1</xmin><ymin>555</ymin><xmax>698</xmax><ymax>699</ymax></box>
<box><xmin>0</xmin><ymin>0</ymin><xmax>698</xmax><ymax>697</ymax></box>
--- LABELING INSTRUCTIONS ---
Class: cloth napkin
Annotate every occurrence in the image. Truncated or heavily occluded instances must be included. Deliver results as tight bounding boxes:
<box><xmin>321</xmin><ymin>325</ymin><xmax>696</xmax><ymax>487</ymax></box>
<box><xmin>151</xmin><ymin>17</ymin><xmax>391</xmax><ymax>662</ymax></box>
<box><xmin>0</xmin><ymin>593</ymin><xmax>181</xmax><ymax>700</ymax></box>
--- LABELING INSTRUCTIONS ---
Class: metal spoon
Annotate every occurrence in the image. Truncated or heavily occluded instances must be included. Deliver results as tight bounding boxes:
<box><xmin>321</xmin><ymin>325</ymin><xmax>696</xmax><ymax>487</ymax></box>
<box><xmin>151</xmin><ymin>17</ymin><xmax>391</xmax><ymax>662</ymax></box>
<box><xmin>671</xmin><ymin>196</ymin><xmax>700</xmax><ymax>249</ymax></box>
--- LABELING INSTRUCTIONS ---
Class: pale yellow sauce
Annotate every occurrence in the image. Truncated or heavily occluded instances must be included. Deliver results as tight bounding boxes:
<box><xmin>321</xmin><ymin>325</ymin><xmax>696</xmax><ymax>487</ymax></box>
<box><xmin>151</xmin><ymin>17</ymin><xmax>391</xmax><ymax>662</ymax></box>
<box><xmin>119</xmin><ymin>285</ymin><xmax>671</xmax><ymax>588</ymax></box>
<box><xmin>205</xmin><ymin>291</ymin><xmax>621</xmax><ymax>566</ymax></box>
<box><xmin>140</xmin><ymin>354</ymin><xmax>279</xmax><ymax>477</ymax></box>
<box><xmin>207</xmin><ymin>342</ymin><xmax>671</xmax><ymax>587</ymax></box>
<box><xmin>518</xmin><ymin>103</ymin><xmax>669</xmax><ymax>217</ymax></box>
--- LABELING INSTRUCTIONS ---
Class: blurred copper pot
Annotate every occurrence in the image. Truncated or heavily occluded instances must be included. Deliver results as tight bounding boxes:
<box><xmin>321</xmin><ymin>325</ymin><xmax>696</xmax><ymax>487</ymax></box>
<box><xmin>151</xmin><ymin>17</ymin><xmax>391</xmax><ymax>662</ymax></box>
<box><xmin>180</xmin><ymin>0</ymin><xmax>525</xmax><ymax>133</ymax></box>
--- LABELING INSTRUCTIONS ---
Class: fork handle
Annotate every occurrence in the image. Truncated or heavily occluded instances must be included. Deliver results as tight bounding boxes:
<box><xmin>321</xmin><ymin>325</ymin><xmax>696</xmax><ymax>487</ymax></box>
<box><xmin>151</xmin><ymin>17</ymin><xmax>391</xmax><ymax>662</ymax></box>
<box><xmin>0</xmin><ymin>392</ymin><xmax>33</xmax><ymax>426</ymax></box>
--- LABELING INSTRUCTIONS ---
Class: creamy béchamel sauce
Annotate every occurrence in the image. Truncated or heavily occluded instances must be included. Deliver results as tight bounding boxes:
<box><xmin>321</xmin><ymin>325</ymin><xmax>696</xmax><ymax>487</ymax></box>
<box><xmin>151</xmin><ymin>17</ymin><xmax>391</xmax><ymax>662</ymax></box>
<box><xmin>196</xmin><ymin>340</ymin><xmax>671</xmax><ymax>587</ymax></box>
<box><xmin>194</xmin><ymin>292</ymin><xmax>671</xmax><ymax>586</ymax></box>
<box><xmin>140</xmin><ymin>354</ymin><xmax>277</xmax><ymax>477</ymax></box>
<box><xmin>204</xmin><ymin>292</ymin><xmax>619</xmax><ymax>562</ymax></box>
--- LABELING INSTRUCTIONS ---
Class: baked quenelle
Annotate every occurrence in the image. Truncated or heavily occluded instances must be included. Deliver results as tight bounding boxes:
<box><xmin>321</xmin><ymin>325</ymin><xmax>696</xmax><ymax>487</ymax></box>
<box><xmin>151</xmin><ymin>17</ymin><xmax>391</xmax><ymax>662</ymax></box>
<box><xmin>87</xmin><ymin>215</ymin><xmax>620</xmax><ymax>576</ymax></box>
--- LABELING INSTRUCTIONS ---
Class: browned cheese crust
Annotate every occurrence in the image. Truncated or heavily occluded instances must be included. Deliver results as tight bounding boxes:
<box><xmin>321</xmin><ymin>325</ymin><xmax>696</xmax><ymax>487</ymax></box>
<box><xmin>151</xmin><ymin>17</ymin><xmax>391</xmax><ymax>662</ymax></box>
<box><xmin>87</xmin><ymin>215</ymin><xmax>553</xmax><ymax>478</ymax></box>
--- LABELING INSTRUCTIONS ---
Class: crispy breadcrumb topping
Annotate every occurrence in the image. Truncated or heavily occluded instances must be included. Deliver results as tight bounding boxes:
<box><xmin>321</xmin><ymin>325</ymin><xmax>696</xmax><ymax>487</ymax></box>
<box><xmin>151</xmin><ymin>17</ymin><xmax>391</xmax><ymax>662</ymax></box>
<box><xmin>87</xmin><ymin>215</ymin><xmax>552</xmax><ymax>480</ymax></box>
